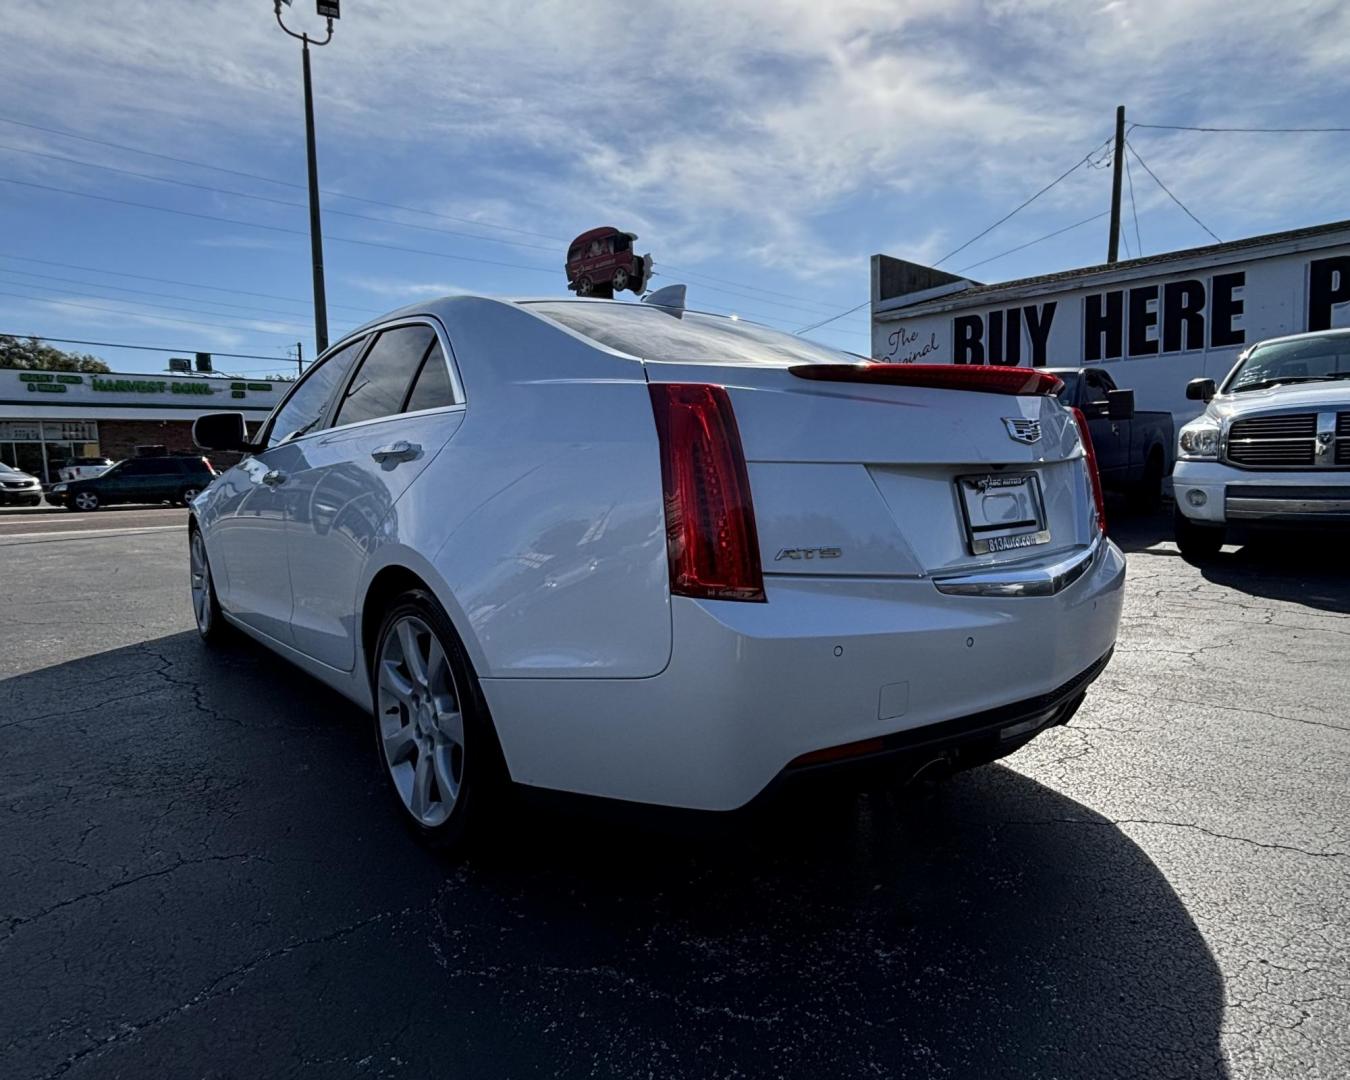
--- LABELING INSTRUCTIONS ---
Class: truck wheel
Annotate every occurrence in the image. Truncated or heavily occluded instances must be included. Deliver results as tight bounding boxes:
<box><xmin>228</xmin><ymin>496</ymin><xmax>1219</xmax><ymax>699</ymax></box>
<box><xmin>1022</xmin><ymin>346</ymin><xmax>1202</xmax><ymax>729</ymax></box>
<box><xmin>1174</xmin><ymin>506</ymin><xmax>1224</xmax><ymax>563</ymax></box>
<box><xmin>1129</xmin><ymin>451</ymin><xmax>1164</xmax><ymax>512</ymax></box>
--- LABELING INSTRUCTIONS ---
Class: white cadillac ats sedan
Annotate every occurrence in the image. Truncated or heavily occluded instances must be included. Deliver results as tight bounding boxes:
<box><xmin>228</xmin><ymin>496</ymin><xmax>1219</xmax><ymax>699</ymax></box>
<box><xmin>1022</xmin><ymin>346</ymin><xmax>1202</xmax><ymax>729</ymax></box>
<box><xmin>189</xmin><ymin>292</ymin><xmax>1125</xmax><ymax>847</ymax></box>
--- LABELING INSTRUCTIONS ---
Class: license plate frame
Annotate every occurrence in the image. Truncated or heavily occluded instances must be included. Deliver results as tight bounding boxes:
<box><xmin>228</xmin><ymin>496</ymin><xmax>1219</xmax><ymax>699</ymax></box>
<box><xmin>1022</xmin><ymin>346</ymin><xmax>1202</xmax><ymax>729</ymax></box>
<box><xmin>956</xmin><ymin>472</ymin><xmax>1051</xmax><ymax>555</ymax></box>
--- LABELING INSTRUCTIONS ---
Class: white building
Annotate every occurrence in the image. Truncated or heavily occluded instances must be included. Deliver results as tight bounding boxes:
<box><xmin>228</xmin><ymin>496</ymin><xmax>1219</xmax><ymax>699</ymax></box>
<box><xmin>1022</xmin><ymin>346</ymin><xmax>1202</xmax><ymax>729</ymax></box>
<box><xmin>871</xmin><ymin>219</ymin><xmax>1350</xmax><ymax>424</ymax></box>
<box><xmin>0</xmin><ymin>368</ymin><xmax>284</xmax><ymax>482</ymax></box>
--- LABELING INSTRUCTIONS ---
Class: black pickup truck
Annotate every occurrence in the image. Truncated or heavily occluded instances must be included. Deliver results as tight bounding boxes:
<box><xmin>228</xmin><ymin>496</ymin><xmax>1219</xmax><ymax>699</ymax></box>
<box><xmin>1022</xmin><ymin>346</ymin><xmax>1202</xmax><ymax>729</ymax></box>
<box><xmin>1048</xmin><ymin>367</ymin><xmax>1174</xmax><ymax>508</ymax></box>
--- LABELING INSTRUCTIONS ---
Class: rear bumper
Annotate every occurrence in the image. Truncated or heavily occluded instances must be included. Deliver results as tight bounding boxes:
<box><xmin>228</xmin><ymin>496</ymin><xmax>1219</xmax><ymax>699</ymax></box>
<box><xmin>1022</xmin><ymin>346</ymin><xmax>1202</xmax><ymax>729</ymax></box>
<box><xmin>765</xmin><ymin>647</ymin><xmax>1110</xmax><ymax>797</ymax></box>
<box><xmin>1174</xmin><ymin>461</ymin><xmax>1350</xmax><ymax>526</ymax></box>
<box><xmin>483</xmin><ymin>539</ymin><xmax>1126</xmax><ymax>811</ymax></box>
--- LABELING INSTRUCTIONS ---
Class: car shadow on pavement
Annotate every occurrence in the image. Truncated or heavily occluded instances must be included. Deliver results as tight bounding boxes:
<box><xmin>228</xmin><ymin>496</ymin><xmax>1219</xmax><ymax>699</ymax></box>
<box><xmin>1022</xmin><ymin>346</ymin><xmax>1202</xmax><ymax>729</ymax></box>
<box><xmin>0</xmin><ymin>631</ymin><xmax>1228</xmax><ymax>1079</ymax></box>
<box><xmin>1193</xmin><ymin>533</ymin><xmax>1350</xmax><ymax>615</ymax></box>
<box><xmin>1104</xmin><ymin>506</ymin><xmax>1350</xmax><ymax>615</ymax></box>
<box><xmin>1106</xmin><ymin>503</ymin><xmax>1175</xmax><ymax>554</ymax></box>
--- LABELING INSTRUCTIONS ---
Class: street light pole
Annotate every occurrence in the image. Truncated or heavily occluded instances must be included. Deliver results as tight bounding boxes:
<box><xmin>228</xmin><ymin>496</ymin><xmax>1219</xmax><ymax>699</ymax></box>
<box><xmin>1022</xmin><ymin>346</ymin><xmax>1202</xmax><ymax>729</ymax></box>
<box><xmin>274</xmin><ymin>2</ymin><xmax>334</xmax><ymax>353</ymax></box>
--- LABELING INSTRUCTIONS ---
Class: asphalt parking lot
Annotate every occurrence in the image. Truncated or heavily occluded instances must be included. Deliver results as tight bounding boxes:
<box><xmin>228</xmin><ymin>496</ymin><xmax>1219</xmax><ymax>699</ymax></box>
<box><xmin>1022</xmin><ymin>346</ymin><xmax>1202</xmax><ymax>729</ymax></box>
<box><xmin>1</xmin><ymin>507</ymin><xmax>1347</xmax><ymax>1079</ymax></box>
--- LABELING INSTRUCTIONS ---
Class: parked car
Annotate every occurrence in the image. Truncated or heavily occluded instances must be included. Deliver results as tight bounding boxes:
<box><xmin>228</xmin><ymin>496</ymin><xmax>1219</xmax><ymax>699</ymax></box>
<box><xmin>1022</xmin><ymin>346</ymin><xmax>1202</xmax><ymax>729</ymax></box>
<box><xmin>1049</xmin><ymin>367</ymin><xmax>1174</xmax><ymax>508</ymax></box>
<box><xmin>57</xmin><ymin>456</ymin><xmax>115</xmax><ymax>483</ymax></box>
<box><xmin>1173</xmin><ymin>328</ymin><xmax>1350</xmax><ymax>560</ymax></box>
<box><xmin>48</xmin><ymin>454</ymin><xmax>216</xmax><ymax>511</ymax></box>
<box><xmin>565</xmin><ymin>226</ymin><xmax>652</xmax><ymax>297</ymax></box>
<box><xmin>189</xmin><ymin>295</ymin><xmax>1125</xmax><ymax>850</ymax></box>
<box><xmin>0</xmin><ymin>462</ymin><xmax>44</xmax><ymax>506</ymax></box>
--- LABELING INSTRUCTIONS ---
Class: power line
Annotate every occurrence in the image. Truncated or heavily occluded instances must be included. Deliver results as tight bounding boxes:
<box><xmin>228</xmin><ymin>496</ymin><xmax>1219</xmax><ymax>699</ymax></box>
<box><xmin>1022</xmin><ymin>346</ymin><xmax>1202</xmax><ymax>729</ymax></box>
<box><xmin>0</xmin><ymin>175</ymin><xmax>563</xmax><ymax>276</ymax></box>
<box><xmin>0</xmin><ymin>266</ymin><xmax>336</xmax><ymax>322</ymax></box>
<box><xmin>656</xmin><ymin>265</ymin><xmax>843</xmax><ymax>315</ymax></box>
<box><xmin>0</xmin><ymin>279</ymin><xmax>311</xmax><ymax>332</ymax></box>
<box><xmin>0</xmin><ymin>141</ymin><xmax>560</xmax><ymax>255</ymax></box>
<box><xmin>1133</xmin><ymin>122</ymin><xmax>1350</xmax><ymax>134</ymax></box>
<box><xmin>932</xmin><ymin>135</ymin><xmax>1113</xmax><ymax>267</ymax></box>
<box><xmin>0</xmin><ymin>115</ymin><xmax>879</xmax><ymax>319</ymax></box>
<box><xmin>0</xmin><ymin>114</ymin><xmax>566</xmax><ymax>243</ymax></box>
<box><xmin>0</xmin><ymin>253</ymin><xmax>381</xmax><ymax>315</ymax></box>
<box><xmin>794</xmin><ymin>299</ymin><xmax>869</xmax><ymax>336</ymax></box>
<box><xmin>0</xmin><ymin>115</ymin><xmax>885</xmax><ymax>323</ymax></box>
<box><xmin>0</xmin><ymin>139</ymin><xmax>855</xmax><ymax>314</ymax></box>
<box><xmin>955</xmin><ymin>211</ymin><xmax>1109</xmax><ymax>274</ymax></box>
<box><xmin>1124</xmin><ymin>140</ymin><xmax>1221</xmax><ymax>244</ymax></box>
<box><xmin>0</xmin><ymin>286</ymin><xmax>322</xmax><ymax>336</ymax></box>
<box><xmin>1123</xmin><ymin>145</ymin><xmax>1142</xmax><ymax>255</ymax></box>
<box><xmin>0</xmin><ymin>333</ymin><xmax>292</xmax><ymax>361</ymax></box>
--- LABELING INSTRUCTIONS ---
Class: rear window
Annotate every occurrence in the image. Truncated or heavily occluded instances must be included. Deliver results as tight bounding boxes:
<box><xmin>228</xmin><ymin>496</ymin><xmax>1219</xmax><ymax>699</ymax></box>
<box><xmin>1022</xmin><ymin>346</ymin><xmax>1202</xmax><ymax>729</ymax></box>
<box><xmin>525</xmin><ymin>301</ymin><xmax>860</xmax><ymax>366</ymax></box>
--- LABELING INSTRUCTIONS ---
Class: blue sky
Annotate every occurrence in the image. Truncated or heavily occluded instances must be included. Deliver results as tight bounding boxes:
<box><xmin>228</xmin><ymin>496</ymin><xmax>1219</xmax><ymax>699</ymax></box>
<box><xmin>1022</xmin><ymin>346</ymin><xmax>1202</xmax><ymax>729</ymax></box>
<box><xmin>1</xmin><ymin>0</ymin><xmax>1348</xmax><ymax>376</ymax></box>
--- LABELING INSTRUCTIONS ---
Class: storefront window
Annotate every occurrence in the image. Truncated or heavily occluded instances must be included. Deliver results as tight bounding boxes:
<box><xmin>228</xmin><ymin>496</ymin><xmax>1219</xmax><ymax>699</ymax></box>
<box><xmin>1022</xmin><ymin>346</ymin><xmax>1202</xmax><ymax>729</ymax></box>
<box><xmin>0</xmin><ymin>422</ymin><xmax>100</xmax><ymax>483</ymax></box>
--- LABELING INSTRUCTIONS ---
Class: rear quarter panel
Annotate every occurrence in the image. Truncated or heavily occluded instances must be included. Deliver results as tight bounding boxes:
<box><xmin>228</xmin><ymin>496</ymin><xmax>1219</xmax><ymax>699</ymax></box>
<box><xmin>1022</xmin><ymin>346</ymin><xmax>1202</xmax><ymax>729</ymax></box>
<box><xmin>382</xmin><ymin>298</ymin><xmax>671</xmax><ymax>679</ymax></box>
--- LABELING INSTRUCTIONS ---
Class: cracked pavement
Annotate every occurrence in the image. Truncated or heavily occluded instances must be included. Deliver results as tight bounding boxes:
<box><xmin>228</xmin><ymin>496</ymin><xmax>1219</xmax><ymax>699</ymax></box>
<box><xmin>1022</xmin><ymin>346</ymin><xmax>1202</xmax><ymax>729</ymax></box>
<box><xmin>0</xmin><ymin>509</ymin><xmax>1346</xmax><ymax>1078</ymax></box>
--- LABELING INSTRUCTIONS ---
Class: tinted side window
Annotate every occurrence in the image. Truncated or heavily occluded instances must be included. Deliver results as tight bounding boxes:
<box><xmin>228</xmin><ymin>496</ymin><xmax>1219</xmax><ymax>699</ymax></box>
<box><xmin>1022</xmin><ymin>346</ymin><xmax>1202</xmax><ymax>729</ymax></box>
<box><xmin>404</xmin><ymin>340</ymin><xmax>454</xmax><ymax>413</ymax></box>
<box><xmin>267</xmin><ymin>336</ymin><xmax>367</xmax><ymax>447</ymax></box>
<box><xmin>120</xmin><ymin>459</ymin><xmax>177</xmax><ymax>476</ymax></box>
<box><xmin>334</xmin><ymin>325</ymin><xmax>436</xmax><ymax>428</ymax></box>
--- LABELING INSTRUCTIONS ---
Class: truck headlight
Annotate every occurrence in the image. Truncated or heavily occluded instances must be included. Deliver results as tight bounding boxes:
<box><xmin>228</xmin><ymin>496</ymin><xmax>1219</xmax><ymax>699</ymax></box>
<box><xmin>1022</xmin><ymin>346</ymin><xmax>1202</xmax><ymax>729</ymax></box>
<box><xmin>1178</xmin><ymin>418</ymin><xmax>1221</xmax><ymax>460</ymax></box>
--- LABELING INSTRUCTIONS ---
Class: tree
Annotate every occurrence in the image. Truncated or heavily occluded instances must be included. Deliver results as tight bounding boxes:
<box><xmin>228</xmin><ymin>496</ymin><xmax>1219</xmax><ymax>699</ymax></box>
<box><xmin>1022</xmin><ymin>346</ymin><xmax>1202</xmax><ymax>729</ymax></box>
<box><xmin>0</xmin><ymin>335</ymin><xmax>111</xmax><ymax>373</ymax></box>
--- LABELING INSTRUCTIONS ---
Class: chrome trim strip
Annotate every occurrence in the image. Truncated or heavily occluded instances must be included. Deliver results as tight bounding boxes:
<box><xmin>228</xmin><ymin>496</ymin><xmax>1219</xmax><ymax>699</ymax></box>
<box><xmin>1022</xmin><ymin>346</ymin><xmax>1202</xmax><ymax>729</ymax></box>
<box><xmin>1226</xmin><ymin>496</ymin><xmax>1350</xmax><ymax>519</ymax></box>
<box><xmin>933</xmin><ymin>537</ymin><xmax>1101</xmax><ymax>597</ymax></box>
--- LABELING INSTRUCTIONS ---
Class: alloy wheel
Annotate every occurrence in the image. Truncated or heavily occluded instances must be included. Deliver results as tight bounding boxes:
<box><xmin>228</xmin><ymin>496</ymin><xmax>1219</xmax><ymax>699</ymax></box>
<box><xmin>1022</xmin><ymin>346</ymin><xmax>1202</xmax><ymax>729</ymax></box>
<box><xmin>189</xmin><ymin>530</ymin><xmax>212</xmax><ymax>634</ymax></box>
<box><xmin>74</xmin><ymin>492</ymin><xmax>98</xmax><ymax>511</ymax></box>
<box><xmin>376</xmin><ymin>615</ymin><xmax>465</xmax><ymax>828</ymax></box>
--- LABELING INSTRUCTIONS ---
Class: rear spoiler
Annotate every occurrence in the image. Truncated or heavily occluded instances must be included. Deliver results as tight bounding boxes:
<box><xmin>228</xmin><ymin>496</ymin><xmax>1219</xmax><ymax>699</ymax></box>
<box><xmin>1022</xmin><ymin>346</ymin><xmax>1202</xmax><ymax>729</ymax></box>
<box><xmin>788</xmin><ymin>363</ymin><xmax>1063</xmax><ymax>396</ymax></box>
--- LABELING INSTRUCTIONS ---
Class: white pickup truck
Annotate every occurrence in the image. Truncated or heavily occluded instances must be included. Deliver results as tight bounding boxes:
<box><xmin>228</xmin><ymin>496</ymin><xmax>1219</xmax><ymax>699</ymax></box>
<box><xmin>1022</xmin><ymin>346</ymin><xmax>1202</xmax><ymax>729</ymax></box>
<box><xmin>1173</xmin><ymin>328</ymin><xmax>1350</xmax><ymax>560</ymax></box>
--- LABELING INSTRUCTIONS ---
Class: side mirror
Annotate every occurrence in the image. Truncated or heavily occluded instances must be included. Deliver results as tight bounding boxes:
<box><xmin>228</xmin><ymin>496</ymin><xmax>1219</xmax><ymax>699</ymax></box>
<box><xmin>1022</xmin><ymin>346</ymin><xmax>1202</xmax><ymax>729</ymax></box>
<box><xmin>1106</xmin><ymin>388</ymin><xmax>1135</xmax><ymax>421</ymax></box>
<box><xmin>193</xmin><ymin>411</ymin><xmax>253</xmax><ymax>452</ymax></box>
<box><xmin>1186</xmin><ymin>378</ymin><xmax>1216</xmax><ymax>403</ymax></box>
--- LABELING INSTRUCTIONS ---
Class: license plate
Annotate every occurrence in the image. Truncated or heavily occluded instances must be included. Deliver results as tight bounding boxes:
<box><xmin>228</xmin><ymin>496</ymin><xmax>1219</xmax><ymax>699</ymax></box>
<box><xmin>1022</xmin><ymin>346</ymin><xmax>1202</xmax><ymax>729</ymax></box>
<box><xmin>956</xmin><ymin>472</ymin><xmax>1050</xmax><ymax>555</ymax></box>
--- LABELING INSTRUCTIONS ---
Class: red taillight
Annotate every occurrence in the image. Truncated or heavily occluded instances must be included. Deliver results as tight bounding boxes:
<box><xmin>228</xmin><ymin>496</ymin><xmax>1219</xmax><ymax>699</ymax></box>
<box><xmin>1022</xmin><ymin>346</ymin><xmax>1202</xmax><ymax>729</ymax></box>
<box><xmin>648</xmin><ymin>383</ymin><xmax>765</xmax><ymax>602</ymax></box>
<box><xmin>1071</xmin><ymin>407</ymin><xmax>1107</xmax><ymax>535</ymax></box>
<box><xmin>789</xmin><ymin>363</ymin><xmax>1064</xmax><ymax>396</ymax></box>
<box><xmin>201</xmin><ymin>457</ymin><xmax>216</xmax><ymax>475</ymax></box>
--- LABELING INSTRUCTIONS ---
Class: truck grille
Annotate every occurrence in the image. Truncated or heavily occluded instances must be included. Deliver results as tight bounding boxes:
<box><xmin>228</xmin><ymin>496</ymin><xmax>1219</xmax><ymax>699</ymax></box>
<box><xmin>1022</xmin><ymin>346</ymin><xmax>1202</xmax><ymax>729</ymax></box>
<box><xmin>1226</xmin><ymin>414</ymin><xmax>1317</xmax><ymax>467</ymax></box>
<box><xmin>1339</xmin><ymin>412</ymin><xmax>1350</xmax><ymax>466</ymax></box>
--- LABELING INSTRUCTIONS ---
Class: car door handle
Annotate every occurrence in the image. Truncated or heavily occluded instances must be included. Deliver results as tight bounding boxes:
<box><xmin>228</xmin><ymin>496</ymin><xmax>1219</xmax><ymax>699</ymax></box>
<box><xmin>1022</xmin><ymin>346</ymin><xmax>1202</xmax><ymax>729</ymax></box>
<box><xmin>371</xmin><ymin>440</ymin><xmax>420</xmax><ymax>463</ymax></box>
<box><xmin>261</xmin><ymin>469</ymin><xmax>287</xmax><ymax>487</ymax></box>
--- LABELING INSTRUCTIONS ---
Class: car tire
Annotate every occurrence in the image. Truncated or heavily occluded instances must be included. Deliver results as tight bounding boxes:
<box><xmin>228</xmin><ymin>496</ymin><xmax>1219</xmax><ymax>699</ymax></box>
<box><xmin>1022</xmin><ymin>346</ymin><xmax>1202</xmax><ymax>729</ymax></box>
<box><xmin>72</xmin><ymin>491</ymin><xmax>100</xmax><ymax>511</ymax></box>
<box><xmin>575</xmin><ymin>275</ymin><xmax>594</xmax><ymax>297</ymax></box>
<box><xmin>189</xmin><ymin>526</ymin><xmax>231</xmax><ymax>644</ymax></box>
<box><xmin>612</xmin><ymin>267</ymin><xmax>629</xmax><ymax>292</ymax></box>
<box><xmin>180</xmin><ymin>487</ymin><xmax>201</xmax><ymax>507</ymax></box>
<box><xmin>370</xmin><ymin>589</ymin><xmax>505</xmax><ymax>852</ymax></box>
<box><xmin>1174</xmin><ymin>506</ymin><xmax>1224</xmax><ymax>562</ymax></box>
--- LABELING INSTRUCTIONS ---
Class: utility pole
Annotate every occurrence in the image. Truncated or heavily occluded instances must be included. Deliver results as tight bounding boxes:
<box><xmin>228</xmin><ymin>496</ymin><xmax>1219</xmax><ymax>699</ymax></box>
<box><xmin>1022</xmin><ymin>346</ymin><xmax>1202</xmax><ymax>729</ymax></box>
<box><xmin>295</xmin><ymin>340</ymin><xmax>304</xmax><ymax>377</ymax></box>
<box><xmin>1107</xmin><ymin>104</ymin><xmax>1125</xmax><ymax>264</ymax></box>
<box><xmin>273</xmin><ymin>1</ymin><xmax>338</xmax><ymax>353</ymax></box>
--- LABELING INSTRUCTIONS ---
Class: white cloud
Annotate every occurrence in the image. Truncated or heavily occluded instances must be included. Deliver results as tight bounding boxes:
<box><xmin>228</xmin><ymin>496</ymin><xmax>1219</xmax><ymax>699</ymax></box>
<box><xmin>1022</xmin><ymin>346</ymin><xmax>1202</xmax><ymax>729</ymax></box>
<box><xmin>1</xmin><ymin>0</ymin><xmax>1347</xmax><ymax>293</ymax></box>
<box><xmin>344</xmin><ymin>275</ymin><xmax>471</xmax><ymax>299</ymax></box>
